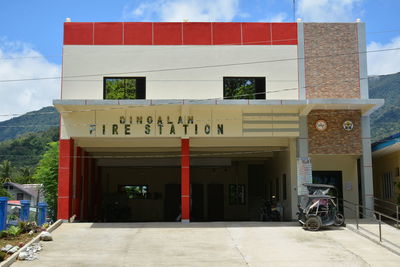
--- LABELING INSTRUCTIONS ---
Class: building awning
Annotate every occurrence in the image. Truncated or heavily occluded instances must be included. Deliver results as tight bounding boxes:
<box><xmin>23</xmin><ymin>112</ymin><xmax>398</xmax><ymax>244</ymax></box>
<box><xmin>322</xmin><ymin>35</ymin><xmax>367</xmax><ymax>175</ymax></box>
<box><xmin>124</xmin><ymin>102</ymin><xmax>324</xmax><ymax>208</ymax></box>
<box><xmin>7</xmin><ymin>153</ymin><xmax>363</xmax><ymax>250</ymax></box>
<box><xmin>54</xmin><ymin>98</ymin><xmax>383</xmax><ymax>116</ymax></box>
<box><xmin>372</xmin><ymin>132</ymin><xmax>400</xmax><ymax>158</ymax></box>
<box><xmin>53</xmin><ymin>98</ymin><xmax>383</xmax><ymax>140</ymax></box>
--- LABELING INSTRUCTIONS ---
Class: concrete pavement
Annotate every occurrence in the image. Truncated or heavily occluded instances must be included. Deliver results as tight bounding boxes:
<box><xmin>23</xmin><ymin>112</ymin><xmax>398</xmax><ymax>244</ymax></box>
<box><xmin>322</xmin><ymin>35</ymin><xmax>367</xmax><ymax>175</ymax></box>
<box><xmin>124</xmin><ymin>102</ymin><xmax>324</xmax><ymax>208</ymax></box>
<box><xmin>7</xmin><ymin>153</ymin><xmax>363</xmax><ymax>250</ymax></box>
<box><xmin>13</xmin><ymin>222</ymin><xmax>400</xmax><ymax>267</ymax></box>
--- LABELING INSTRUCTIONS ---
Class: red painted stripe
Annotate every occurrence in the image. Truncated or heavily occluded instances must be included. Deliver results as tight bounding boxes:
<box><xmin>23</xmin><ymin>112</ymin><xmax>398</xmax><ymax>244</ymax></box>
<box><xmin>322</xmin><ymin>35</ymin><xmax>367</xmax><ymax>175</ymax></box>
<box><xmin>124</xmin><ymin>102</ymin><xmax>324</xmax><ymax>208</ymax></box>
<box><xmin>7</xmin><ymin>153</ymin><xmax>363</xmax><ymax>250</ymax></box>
<box><xmin>94</xmin><ymin>22</ymin><xmax>123</xmax><ymax>45</ymax></box>
<box><xmin>154</xmin><ymin>22</ymin><xmax>182</xmax><ymax>45</ymax></box>
<box><xmin>64</xmin><ymin>22</ymin><xmax>298</xmax><ymax>45</ymax></box>
<box><xmin>212</xmin><ymin>23</ymin><xmax>241</xmax><ymax>45</ymax></box>
<box><xmin>183</xmin><ymin>22</ymin><xmax>212</xmax><ymax>45</ymax></box>
<box><xmin>242</xmin><ymin>23</ymin><xmax>271</xmax><ymax>45</ymax></box>
<box><xmin>271</xmin><ymin>23</ymin><xmax>298</xmax><ymax>45</ymax></box>
<box><xmin>124</xmin><ymin>22</ymin><xmax>152</xmax><ymax>45</ymax></box>
<box><xmin>57</xmin><ymin>139</ymin><xmax>74</xmax><ymax>220</ymax></box>
<box><xmin>64</xmin><ymin>23</ymin><xmax>93</xmax><ymax>45</ymax></box>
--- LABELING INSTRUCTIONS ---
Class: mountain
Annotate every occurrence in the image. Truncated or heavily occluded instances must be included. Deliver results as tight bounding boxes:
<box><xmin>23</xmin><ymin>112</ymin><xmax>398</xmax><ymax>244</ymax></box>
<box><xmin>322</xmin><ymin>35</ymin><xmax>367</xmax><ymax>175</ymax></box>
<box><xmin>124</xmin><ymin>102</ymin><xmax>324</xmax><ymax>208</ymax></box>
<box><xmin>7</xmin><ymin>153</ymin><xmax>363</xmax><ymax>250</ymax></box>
<box><xmin>0</xmin><ymin>106</ymin><xmax>59</xmax><ymax>142</ymax></box>
<box><xmin>0</xmin><ymin>126</ymin><xmax>59</xmax><ymax>168</ymax></box>
<box><xmin>369</xmin><ymin>72</ymin><xmax>400</xmax><ymax>142</ymax></box>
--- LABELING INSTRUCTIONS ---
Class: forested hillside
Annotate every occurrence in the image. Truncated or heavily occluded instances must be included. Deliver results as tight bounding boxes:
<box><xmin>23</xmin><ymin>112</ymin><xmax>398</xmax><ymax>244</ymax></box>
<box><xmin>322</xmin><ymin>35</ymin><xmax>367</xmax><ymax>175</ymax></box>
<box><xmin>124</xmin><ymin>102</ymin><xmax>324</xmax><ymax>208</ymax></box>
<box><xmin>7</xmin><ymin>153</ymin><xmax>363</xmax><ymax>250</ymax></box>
<box><xmin>0</xmin><ymin>127</ymin><xmax>59</xmax><ymax>168</ymax></box>
<box><xmin>0</xmin><ymin>106</ymin><xmax>59</xmax><ymax>142</ymax></box>
<box><xmin>369</xmin><ymin>72</ymin><xmax>400</xmax><ymax>142</ymax></box>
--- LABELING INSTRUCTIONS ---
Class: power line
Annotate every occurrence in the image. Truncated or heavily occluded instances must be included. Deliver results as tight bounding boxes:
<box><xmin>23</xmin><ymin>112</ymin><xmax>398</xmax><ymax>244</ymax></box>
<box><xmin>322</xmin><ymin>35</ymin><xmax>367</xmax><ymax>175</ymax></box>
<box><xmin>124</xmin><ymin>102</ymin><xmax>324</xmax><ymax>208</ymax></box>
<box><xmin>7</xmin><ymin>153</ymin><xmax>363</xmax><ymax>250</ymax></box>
<box><xmin>0</xmin><ymin>46</ymin><xmax>399</xmax><ymax>83</ymax></box>
<box><xmin>0</xmin><ymin>74</ymin><xmax>381</xmax><ymax>118</ymax></box>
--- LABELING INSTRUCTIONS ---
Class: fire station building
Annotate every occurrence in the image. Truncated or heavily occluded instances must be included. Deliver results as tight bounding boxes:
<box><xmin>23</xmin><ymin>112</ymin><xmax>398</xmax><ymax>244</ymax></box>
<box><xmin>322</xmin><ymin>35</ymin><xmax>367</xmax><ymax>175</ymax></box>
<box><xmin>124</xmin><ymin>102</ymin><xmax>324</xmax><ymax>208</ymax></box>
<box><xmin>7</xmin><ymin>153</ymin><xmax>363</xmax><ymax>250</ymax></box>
<box><xmin>55</xmin><ymin>21</ymin><xmax>383</xmax><ymax>222</ymax></box>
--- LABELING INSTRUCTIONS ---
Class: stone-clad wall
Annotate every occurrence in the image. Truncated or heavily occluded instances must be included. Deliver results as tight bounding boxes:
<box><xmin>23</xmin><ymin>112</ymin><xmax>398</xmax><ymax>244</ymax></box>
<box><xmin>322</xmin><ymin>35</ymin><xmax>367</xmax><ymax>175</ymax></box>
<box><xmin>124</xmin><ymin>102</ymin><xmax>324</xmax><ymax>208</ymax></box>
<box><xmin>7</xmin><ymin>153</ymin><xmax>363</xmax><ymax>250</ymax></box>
<box><xmin>308</xmin><ymin>110</ymin><xmax>362</xmax><ymax>155</ymax></box>
<box><xmin>304</xmin><ymin>23</ymin><xmax>360</xmax><ymax>99</ymax></box>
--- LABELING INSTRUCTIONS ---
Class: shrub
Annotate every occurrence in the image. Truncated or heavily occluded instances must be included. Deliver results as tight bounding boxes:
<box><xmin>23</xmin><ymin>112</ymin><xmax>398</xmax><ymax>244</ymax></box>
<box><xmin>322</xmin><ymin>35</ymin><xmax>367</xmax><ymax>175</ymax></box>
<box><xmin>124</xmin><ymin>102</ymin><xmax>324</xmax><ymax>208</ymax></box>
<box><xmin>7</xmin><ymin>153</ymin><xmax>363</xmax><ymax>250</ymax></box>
<box><xmin>4</xmin><ymin>226</ymin><xmax>21</xmax><ymax>237</ymax></box>
<box><xmin>0</xmin><ymin>251</ymin><xmax>6</xmax><ymax>261</ymax></box>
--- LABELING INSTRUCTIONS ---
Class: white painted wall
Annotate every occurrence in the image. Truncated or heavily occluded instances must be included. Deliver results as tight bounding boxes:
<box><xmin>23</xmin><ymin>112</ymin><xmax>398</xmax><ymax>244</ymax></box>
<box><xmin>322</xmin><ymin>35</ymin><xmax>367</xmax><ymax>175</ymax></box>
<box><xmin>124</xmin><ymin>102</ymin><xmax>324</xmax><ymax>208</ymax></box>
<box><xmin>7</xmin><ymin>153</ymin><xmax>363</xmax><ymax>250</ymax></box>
<box><xmin>62</xmin><ymin>45</ymin><xmax>299</xmax><ymax>100</ymax></box>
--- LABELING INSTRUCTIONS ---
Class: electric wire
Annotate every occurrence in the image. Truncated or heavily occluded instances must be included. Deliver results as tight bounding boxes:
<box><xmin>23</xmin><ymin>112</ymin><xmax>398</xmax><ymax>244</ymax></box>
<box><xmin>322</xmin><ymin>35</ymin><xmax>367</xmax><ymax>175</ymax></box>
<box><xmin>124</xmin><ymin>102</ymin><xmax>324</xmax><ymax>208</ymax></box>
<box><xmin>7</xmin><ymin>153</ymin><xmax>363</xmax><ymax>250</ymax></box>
<box><xmin>0</xmin><ymin>46</ymin><xmax>399</xmax><ymax>83</ymax></box>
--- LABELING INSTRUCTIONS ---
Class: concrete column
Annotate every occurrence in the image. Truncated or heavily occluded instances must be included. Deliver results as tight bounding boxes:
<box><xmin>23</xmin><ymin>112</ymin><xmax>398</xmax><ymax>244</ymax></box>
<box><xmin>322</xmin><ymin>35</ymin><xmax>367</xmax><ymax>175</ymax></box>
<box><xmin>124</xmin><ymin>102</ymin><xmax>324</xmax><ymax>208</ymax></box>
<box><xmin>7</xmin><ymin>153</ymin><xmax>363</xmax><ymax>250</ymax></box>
<box><xmin>181</xmin><ymin>138</ymin><xmax>190</xmax><ymax>223</ymax></box>
<box><xmin>0</xmin><ymin>197</ymin><xmax>8</xmax><ymax>231</ymax></box>
<box><xmin>20</xmin><ymin>200</ymin><xmax>30</xmax><ymax>222</ymax></box>
<box><xmin>361</xmin><ymin>115</ymin><xmax>374</xmax><ymax>216</ymax></box>
<box><xmin>357</xmin><ymin>22</ymin><xmax>369</xmax><ymax>99</ymax></box>
<box><xmin>74</xmin><ymin>146</ymin><xmax>82</xmax><ymax>220</ymax></box>
<box><xmin>289</xmin><ymin>139</ymin><xmax>298</xmax><ymax>220</ymax></box>
<box><xmin>297</xmin><ymin>115</ymin><xmax>310</xmax><ymax>190</ymax></box>
<box><xmin>297</xmin><ymin>22</ymin><xmax>306</xmax><ymax>100</ymax></box>
<box><xmin>57</xmin><ymin>139</ymin><xmax>74</xmax><ymax>220</ymax></box>
<box><xmin>37</xmin><ymin>202</ymin><xmax>48</xmax><ymax>226</ymax></box>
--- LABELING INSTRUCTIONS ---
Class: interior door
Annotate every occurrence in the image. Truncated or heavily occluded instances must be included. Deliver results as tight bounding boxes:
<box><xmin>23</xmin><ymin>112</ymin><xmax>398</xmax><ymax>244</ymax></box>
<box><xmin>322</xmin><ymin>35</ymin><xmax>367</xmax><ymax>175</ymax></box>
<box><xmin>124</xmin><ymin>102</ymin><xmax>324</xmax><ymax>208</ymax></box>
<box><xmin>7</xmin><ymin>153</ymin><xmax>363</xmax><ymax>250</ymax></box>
<box><xmin>191</xmin><ymin>184</ymin><xmax>204</xmax><ymax>221</ymax></box>
<box><xmin>207</xmin><ymin>184</ymin><xmax>224</xmax><ymax>221</ymax></box>
<box><xmin>312</xmin><ymin>171</ymin><xmax>343</xmax><ymax>212</ymax></box>
<box><xmin>164</xmin><ymin>184</ymin><xmax>181</xmax><ymax>221</ymax></box>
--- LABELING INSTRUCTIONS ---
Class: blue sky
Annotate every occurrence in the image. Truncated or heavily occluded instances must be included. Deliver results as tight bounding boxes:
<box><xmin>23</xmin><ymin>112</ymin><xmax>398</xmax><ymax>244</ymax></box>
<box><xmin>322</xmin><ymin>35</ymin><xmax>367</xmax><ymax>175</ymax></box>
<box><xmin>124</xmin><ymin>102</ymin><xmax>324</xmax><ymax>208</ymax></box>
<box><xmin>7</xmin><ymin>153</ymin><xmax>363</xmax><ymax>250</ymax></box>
<box><xmin>0</xmin><ymin>0</ymin><xmax>400</xmax><ymax>118</ymax></box>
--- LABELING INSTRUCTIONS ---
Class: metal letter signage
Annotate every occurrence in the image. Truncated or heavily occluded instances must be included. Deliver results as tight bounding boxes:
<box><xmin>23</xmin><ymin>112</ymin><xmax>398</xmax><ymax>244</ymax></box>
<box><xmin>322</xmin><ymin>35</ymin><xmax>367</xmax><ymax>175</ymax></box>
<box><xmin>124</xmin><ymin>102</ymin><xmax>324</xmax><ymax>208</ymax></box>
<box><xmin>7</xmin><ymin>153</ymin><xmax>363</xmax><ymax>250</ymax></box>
<box><xmin>88</xmin><ymin>115</ymin><xmax>224</xmax><ymax>137</ymax></box>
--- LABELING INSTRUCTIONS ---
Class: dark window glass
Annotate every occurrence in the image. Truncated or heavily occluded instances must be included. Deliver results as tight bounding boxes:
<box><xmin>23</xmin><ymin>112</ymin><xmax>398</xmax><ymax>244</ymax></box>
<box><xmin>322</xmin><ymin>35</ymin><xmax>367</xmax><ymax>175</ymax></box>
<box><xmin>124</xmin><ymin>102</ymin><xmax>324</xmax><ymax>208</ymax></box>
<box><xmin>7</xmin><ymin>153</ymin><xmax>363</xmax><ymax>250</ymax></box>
<box><xmin>17</xmin><ymin>193</ymin><xmax>23</xmax><ymax>200</ymax></box>
<box><xmin>118</xmin><ymin>185</ymin><xmax>148</xmax><ymax>199</ymax></box>
<box><xmin>104</xmin><ymin>77</ymin><xmax>146</xmax><ymax>99</ymax></box>
<box><xmin>223</xmin><ymin>77</ymin><xmax>266</xmax><ymax>99</ymax></box>
<box><xmin>229</xmin><ymin>184</ymin><xmax>246</xmax><ymax>205</ymax></box>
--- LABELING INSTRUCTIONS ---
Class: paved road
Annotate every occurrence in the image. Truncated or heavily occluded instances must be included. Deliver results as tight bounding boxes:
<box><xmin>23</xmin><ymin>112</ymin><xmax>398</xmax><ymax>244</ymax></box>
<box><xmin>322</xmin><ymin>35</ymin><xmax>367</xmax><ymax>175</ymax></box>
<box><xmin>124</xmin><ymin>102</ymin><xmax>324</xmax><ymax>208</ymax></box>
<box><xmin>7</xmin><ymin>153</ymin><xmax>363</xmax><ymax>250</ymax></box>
<box><xmin>13</xmin><ymin>222</ymin><xmax>399</xmax><ymax>266</ymax></box>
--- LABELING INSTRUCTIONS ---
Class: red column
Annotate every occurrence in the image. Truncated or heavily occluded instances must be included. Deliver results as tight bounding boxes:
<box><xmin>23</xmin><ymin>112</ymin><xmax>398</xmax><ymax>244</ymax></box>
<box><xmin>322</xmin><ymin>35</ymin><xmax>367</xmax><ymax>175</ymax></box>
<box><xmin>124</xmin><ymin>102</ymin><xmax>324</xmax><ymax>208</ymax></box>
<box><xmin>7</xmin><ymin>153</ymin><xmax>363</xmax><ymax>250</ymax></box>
<box><xmin>58</xmin><ymin>139</ymin><xmax>74</xmax><ymax>220</ymax></box>
<box><xmin>74</xmin><ymin>147</ymin><xmax>82</xmax><ymax>220</ymax></box>
<box><xmin>181</xmin><ymin>138</ymin><xmax>190</xmax><ymax>222</ymax></box>
<box><xmin>82</xmin><ymin>152</ymin><xmax>89</xmax><ymax>221</ymax></box>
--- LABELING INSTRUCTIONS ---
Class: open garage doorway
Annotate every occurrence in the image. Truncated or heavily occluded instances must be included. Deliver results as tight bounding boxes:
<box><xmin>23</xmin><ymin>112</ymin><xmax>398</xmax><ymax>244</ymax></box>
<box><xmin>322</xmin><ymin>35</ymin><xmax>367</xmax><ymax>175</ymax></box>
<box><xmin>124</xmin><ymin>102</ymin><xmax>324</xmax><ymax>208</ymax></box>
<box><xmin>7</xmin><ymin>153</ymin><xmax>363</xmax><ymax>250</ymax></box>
<box><xmin>75</xmin><ymin>137</ymin><xmax>295</xmax><ymax>223</ymax></box>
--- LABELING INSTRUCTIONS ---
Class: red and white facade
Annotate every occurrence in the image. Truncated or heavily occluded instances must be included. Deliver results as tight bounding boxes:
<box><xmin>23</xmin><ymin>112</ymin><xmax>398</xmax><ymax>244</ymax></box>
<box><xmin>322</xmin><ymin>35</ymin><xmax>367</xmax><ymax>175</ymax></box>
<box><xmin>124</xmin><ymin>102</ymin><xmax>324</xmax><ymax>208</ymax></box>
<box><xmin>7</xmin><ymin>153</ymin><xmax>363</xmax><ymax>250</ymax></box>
<box><xmin>55</xmin><ymin>22</ymin><xmax>382</xmax><ymax>222</ymax></box>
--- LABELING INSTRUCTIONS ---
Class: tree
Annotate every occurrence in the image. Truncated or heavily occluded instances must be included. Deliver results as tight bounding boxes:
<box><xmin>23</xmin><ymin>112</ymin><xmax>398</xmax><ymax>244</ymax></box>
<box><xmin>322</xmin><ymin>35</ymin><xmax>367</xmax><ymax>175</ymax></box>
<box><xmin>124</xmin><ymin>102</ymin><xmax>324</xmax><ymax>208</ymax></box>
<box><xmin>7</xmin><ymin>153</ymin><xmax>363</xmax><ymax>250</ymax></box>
<box><xmin>16</xmin><ymin>167</ymin><xmax>34</xmax><ymax>184</ymax></box>
<box><xmin>0</xmin><ymin>160</ymin><xmax>12</xmax><ymax>181</ymax></box>
<box><xmin>0</xmin><ymin>187</ymin><xmax>11</xmax><ymax>198</ymax></box>
<box><xmin>33</xmin><ymin>142</ymin><xmax>59</xmax><ymax>220</ymax></box>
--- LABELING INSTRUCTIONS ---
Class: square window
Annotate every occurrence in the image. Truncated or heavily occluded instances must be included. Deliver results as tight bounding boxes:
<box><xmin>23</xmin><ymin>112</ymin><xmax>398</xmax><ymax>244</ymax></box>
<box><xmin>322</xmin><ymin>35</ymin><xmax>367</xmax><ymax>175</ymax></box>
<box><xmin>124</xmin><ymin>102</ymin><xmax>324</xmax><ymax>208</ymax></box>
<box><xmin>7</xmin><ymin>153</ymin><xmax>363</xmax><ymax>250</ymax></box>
<box><xmin>104</xmin><ymin>77</ymin><xmax>146</xmax><ymax>100</ymax></box>
<box><xmin>119</xmin><ymin>185</ymin><xmax>148</xmax><ymax>199</ymax></box>
<box><xmin>223</xmin><ymin>77</ymin><xmax>266</xmax><ymax>99</ymax></box>
<box><xmin>229</xmin><ymin>184</ymin><xmax>246</xmax><ymax>205</ymax></box>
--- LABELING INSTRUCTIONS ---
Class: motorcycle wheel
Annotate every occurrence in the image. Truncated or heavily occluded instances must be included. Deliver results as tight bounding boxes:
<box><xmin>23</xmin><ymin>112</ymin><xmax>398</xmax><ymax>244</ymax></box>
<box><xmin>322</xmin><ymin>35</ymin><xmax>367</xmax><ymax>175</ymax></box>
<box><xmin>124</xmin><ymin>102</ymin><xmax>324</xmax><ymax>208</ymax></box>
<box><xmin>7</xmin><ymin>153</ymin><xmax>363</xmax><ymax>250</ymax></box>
<box><xmin>334</xmin><ymin>213</ymin><xmax>345</xmax><ymax>226</ymax></box>
<box><xmin>305</xmin><ymin>216</ymin><xmax>322</xmax><ymax>231</ymax></box>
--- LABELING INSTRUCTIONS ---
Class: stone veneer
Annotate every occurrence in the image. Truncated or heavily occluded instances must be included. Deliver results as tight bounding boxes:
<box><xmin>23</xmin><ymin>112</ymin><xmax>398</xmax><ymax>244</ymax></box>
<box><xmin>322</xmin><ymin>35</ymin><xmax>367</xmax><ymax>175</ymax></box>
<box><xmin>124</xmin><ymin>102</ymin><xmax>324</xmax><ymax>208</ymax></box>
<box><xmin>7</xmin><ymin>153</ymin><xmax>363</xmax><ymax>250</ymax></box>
<box><xmin>304</xmin><ymin>23</ymin><xmax>360</xmax><ymax>99</ymax></box>
<box><xmin>308</xmin><ymin>110</ymin><xmax>362</xmax><ymax>155</ymax></box>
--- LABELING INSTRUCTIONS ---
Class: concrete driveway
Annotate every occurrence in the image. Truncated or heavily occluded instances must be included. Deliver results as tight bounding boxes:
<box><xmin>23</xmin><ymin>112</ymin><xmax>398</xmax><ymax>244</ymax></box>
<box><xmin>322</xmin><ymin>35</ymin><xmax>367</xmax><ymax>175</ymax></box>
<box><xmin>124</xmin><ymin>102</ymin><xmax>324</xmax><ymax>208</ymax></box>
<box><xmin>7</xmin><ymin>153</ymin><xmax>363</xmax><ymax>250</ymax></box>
<box><xmin>13</xmin><ymin>222</ymin><xmax>399</xmax><ymax>267</ymax></box>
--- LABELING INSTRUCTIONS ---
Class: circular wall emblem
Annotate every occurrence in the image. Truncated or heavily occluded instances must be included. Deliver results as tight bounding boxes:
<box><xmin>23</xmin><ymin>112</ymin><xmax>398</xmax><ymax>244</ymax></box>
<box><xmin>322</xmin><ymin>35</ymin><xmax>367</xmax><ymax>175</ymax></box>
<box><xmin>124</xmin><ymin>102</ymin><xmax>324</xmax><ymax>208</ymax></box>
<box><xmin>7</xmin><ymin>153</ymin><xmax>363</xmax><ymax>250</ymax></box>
<box><xmin>343</xmin><ymin>120</ymin><xmax>354</xmax><ymax>131</ymax></box>
<box><xmin>315</xmin><ymin>119</ymin><xmax>328</xmax><ymax>131</ymax></box>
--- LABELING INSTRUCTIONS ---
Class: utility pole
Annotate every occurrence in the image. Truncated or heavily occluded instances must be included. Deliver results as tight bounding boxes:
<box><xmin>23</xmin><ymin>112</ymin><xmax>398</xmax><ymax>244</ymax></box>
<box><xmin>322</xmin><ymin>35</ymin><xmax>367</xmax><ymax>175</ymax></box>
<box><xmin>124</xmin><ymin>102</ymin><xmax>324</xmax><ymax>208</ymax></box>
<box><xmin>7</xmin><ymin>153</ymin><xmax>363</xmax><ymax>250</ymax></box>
<box><xmin>293</xmin><ymin>0</ymin><xmax>296</xmax><ymax>22</ymax></box>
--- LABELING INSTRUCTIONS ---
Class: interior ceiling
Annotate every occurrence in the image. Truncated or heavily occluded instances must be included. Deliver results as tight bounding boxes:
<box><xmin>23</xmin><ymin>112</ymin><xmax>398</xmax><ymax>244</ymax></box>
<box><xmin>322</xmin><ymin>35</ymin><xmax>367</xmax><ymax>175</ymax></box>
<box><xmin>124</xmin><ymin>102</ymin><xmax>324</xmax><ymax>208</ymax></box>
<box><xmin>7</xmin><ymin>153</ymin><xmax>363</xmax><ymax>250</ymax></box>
<box><xmin>85</xmin><ymin>146</ymin><xmax>286</xmax><ymax>159</ymax></box>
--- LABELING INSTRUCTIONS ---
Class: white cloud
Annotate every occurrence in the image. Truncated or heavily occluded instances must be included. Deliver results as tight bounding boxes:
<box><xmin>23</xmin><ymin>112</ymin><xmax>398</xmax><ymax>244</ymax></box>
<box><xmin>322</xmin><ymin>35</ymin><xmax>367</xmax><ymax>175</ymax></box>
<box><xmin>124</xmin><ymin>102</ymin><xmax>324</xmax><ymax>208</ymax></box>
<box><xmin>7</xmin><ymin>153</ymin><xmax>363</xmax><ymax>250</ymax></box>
<box><xmin>297</xmin><ymin>0</ymin><xmax>363</xmax><ymax>22</ymax></box>
<box><xmin>367</xmin><ymin>37</ymin><xmax>400</xmax><ymax>75</ymax></box>
<box><xmin>0</xmin><ymin>38</ymin><xmax>60</xmax><ymax>122</ymax></box>
<box><xmin>259</xmin><ymin>12</ymin><xmax>288</xmax><ymax>23</ymax></box>
<box><xmin>122</xmin><ymin>0</ymin><xmax>240</xmax><ymax>22</ymax></box>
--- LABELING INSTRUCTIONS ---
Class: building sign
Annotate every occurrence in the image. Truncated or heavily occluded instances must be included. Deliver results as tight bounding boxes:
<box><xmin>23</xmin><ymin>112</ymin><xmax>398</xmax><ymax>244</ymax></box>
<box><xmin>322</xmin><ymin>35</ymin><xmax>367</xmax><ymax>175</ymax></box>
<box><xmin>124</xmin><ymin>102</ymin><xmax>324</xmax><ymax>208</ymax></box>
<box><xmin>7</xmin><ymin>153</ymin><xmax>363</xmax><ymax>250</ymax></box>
<box><xmin>297</xmin><ymin>158</ymin><xmax>312</xmax><ymax>196</ymax></box>
<box><xmin>60</xmin><ymin>106</ymin><xmax>301</xmax><ymax>139</ymax></box>
<box><xmin>88</xmin><ymin>115</ymin><xmax>224</xmax><ymax>136</ymax></box>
